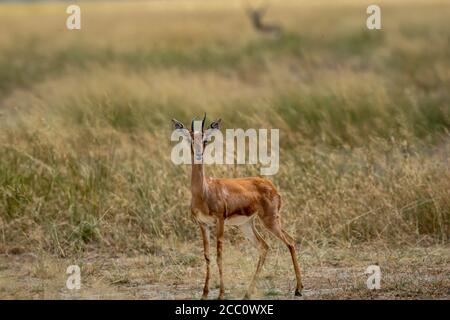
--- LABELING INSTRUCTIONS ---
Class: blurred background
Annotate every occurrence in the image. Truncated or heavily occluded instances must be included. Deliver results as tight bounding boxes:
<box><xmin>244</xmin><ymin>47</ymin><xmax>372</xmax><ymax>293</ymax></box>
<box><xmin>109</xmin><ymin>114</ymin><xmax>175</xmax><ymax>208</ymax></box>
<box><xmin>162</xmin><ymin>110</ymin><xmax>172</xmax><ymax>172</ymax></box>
<box><xmin>0</xmin><ymin>0</ymin><xmax>449</xmax><ymax>299</ymax></box>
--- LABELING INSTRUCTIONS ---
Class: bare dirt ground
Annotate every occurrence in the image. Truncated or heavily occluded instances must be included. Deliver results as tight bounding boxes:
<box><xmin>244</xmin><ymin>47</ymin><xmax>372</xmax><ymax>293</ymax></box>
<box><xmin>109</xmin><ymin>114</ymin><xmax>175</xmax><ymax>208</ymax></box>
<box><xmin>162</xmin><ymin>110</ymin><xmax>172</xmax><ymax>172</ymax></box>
<box><xmin>1</xmin><ymin>241</ymin><xmax>449</xmax><ymax>300</ymax></box>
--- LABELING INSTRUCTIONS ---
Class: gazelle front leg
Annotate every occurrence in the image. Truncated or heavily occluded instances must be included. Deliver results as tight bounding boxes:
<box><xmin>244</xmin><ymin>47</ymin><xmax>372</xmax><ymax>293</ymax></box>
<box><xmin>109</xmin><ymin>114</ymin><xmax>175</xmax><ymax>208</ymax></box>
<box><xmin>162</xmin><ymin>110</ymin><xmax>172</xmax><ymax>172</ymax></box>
<box><xmin>216</xmin><ymin>218</ymin><xmax>225</xmax><ymax>299</ymax></box>
<box><xmin>199</xmin><ymin>223</ymin><xmax>211</xmax><ymax>300</ymax></box>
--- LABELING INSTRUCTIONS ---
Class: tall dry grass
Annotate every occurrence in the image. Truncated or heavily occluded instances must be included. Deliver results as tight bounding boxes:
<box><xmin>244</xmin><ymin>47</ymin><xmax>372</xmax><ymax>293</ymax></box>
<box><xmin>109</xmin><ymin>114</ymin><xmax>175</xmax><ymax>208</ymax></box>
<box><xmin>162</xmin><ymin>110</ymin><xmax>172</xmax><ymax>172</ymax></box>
<box><xmin>0</xmin><ymin>0</ymin><xmax>449</xmax><ymax>257</ymax></box>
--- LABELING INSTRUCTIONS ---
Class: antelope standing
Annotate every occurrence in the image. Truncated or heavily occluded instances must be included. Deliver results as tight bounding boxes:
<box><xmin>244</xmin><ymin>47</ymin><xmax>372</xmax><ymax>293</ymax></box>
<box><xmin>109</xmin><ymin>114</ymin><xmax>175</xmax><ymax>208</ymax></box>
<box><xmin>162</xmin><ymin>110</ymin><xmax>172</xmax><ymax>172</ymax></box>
<box><xmin>245</xmin><ymin>2</ymin><xmax>282</xmax><ymax>38</ymax></box>
<box><xmin>171</xmin><ymin>115</ymin><xmax>303</xmax><ymax>299</ymax></box>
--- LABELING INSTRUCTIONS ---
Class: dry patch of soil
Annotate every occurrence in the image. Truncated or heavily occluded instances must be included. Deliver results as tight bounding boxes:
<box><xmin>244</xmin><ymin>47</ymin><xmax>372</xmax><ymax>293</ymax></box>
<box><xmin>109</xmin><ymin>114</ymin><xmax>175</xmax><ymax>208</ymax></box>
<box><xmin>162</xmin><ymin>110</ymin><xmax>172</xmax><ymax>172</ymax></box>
<box><xmin>1</xmin><ymin>244</ymin><xmax>449</xmax><ymax>299</ymax></box>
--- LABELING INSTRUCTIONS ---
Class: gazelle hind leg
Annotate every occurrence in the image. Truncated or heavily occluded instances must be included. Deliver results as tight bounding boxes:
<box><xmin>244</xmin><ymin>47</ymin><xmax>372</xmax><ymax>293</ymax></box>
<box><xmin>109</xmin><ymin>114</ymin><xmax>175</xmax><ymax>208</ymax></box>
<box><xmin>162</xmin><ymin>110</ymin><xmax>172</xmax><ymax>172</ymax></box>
<box><xmin>260</xmin><ymin>214</ymin><xmax>303</xmax><ymax>296</ymax></box>
<box><xmin>239</xmin><ymin>218</ymin><xmax>269</xmax><ymax>299</ymax></box>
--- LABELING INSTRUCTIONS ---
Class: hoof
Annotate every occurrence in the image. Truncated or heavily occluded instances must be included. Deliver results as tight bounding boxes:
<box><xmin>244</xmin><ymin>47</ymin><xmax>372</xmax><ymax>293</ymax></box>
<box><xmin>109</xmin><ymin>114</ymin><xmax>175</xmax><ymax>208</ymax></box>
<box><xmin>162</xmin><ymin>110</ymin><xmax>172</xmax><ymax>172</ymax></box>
<box><xmin>243</xmin><ymin>293</ymin><xmax>251</xmax><ymax>300</ymax></box>
<box><xmin>201</xmin><ymin>295</ymin><xmax>208</xmax><ymax>300</ymax></box>
<box><xmin>294</xmin><ymin>288</ymin><xmax>302</xmax><ymax>297</ymax></box>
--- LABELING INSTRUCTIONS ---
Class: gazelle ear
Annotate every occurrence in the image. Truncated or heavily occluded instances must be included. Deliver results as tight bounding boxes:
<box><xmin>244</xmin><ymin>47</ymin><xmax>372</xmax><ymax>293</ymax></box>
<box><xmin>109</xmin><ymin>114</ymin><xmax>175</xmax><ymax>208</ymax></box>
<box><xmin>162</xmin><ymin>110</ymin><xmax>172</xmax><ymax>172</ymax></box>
<box><xmin>172</xmin><ymin>119</ymin><xmax>185</xmax><ymax>130</ymax></box>
<box><xmin>208</xmin><ymin>118</ymin><xmax>222</xmax><ymax>130</ymax></box>
<box><xmin>172</xmin><ymin>119</ymin><xmax>191</xmax><ymax>143</ymax></box>
<box><xmin>203</xmin><ymin>119</ymin><xmax>222</xmax><ymax>143</ymax></box>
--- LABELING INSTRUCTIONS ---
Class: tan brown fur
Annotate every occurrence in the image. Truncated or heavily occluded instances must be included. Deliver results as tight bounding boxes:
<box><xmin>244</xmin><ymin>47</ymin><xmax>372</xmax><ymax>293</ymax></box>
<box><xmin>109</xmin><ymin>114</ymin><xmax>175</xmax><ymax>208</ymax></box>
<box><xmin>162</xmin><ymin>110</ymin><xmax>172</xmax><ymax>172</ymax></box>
<box><xmin>172</xmin><ymin>116</ymin><xmax>303</xmax><ymax>299</ymax></box>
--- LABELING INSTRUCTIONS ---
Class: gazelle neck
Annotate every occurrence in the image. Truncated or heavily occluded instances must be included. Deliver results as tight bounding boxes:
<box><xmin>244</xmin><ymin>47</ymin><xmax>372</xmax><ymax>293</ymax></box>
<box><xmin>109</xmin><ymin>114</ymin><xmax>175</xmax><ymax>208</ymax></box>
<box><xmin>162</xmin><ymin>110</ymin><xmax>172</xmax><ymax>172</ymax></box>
<box><xmin>191</xmin><ymin>163</ymin><xmax>207</xmax><ymax>198</ymax></box>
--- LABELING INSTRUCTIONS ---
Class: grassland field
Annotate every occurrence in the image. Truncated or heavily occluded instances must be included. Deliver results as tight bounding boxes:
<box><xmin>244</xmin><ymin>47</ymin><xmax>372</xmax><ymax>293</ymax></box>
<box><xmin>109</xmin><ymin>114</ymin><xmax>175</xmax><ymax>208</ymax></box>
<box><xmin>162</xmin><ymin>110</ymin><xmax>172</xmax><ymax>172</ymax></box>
<box><xmin>0</xmin><ymin>0</ymin><xmax>449</xmax><ymax>299</ymax></box>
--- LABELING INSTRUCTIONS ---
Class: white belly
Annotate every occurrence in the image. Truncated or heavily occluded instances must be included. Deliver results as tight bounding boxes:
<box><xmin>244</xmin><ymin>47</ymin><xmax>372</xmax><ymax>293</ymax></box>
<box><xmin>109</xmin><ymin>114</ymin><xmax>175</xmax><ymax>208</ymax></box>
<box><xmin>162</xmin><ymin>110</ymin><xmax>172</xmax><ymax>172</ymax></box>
<box><xmin>193</xmin><ymin>209</ymin><xmax>254</xmax><ymax>227</ymax></box>
<box><xmin>194</xmin><ymin>212</ymin><xmax>216</xmax><ymax>226</ymax></box>
<box><xmin>225</xmin><ymin>215</ymin><xmax>253</xmax><ymax>226</ymax></box>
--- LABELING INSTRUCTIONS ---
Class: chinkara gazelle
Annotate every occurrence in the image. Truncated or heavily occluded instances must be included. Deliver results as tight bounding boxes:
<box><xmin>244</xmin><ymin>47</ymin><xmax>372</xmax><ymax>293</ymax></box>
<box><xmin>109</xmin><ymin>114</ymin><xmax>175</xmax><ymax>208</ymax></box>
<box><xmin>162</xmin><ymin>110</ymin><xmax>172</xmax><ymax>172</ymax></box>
<box><xmin>172</xmin><ymin>114</ymin><xmax>303</xmax><ymax>299</ymax></box>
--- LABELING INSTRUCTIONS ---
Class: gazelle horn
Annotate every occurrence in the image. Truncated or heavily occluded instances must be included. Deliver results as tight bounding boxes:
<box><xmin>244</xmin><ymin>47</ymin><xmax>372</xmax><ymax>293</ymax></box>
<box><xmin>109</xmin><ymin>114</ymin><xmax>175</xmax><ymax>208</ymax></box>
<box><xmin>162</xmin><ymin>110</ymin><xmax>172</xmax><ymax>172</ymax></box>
<box><xmin>202</xmin><ymin>113</ymin><xmax>206</xmax><ymax>131</ymax></box>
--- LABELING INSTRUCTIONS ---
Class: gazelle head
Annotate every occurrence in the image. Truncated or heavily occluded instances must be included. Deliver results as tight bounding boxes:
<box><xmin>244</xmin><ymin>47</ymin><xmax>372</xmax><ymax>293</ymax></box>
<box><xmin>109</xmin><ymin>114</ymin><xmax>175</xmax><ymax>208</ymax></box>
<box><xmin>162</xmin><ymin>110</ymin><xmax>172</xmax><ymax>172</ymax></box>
<box><xmin>245</xmin><ymin>1</ymin><xmax>268</xmax><ymax>26</ymax></box>
<box><xmin>172</xmin><ymin>114</ymin><xmax>221</xmax><ymax>163</ymax></box>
